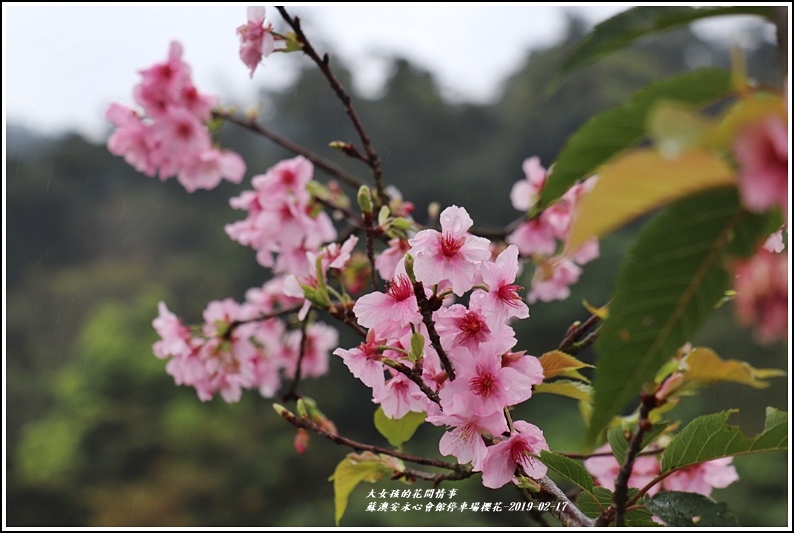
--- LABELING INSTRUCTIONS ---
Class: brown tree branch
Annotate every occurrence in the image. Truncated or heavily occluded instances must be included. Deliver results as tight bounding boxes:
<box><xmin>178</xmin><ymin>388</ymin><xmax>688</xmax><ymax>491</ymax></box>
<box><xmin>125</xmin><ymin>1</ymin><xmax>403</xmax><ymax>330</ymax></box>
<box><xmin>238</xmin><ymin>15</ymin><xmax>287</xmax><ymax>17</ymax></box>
<box><xmin>276</xmin><ymin>7</ymin><xmax>387</xmax><ymax>206</ymax></box>
<box><xmin>213</xmin><ymin>109</ymin><xmax>364</xmax><ymax>190</ymax></box>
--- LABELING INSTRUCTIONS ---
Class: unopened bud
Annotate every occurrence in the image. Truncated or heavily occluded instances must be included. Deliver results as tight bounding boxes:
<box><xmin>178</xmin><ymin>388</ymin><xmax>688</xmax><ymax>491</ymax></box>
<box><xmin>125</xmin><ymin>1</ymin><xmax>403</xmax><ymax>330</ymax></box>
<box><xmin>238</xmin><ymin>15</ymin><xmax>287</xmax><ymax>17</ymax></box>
<box><xmin>273</xmin><ymin>403</ymin><xmax>290</xmax><ymax>417</ymax></box>
<box><xmin>294</xmin><ymin>428</ymin><xmax>310</xmax><ymax>454</ymax></box>
<box><xmin>404</xmin><ymin>253</ymin><xmax>416</xmax><ymax>284</ymax></box>
<box><xmin>357</xmin><ymin>185</ymin><xmax>373</xmax><ymax>214</ymax></box>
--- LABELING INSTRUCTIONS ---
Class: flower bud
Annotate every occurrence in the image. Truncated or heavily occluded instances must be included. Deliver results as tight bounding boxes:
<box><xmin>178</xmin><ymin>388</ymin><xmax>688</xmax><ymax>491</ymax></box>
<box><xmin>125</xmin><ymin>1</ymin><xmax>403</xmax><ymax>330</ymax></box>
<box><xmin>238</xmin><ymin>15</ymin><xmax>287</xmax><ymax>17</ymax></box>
<box><xmin>357</xmin><ymin>185</ymin><xmax>373</xmax><ymax>214</ymax></box>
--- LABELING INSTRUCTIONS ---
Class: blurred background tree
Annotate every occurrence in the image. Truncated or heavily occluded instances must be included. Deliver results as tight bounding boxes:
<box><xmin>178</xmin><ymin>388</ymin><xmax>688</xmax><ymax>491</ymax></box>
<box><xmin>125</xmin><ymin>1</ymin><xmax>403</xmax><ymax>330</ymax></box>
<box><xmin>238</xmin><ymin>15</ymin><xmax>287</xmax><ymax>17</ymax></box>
<box><xmin>5</xmin><ymin>15</ymin><xmax>787</xmax><ymax>526</ymax></box>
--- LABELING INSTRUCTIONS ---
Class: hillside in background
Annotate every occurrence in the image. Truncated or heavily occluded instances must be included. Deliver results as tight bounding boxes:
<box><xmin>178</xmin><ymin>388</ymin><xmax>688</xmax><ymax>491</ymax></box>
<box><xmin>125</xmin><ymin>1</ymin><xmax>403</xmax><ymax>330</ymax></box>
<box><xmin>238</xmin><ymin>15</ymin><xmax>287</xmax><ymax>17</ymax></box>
<box><xmin>5</xmin><ymin>16</ymin><xmax>787</xmax><ymax>526</ymax></box>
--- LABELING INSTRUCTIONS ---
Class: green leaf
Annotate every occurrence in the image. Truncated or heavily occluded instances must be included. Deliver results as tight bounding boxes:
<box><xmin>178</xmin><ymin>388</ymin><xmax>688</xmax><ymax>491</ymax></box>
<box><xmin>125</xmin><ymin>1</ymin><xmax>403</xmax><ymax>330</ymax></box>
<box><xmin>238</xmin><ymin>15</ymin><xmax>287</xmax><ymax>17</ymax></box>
<box><xmin>660</xmin><ymin>408</ymin><xmax>787</xmax><ymax>473</ymax></box>
<box><xmin>555</xmin><ymin>7</ymin><xmax>773</xmax><ymax>83</ymax></box>
<box><xmin>607</xmin><ymin>422</ymin><xmax>671</xmax><ymax>466</ymax></box>
<box><xmin>577</xmin><ymin>487</ymin><xmax>658</xmax><ymax>526</ymax></box>
<box><xmin>646</xmin><ymin>491</ymin><xmax>739</xmax><ymax>526</ymax></box>
<box><xmin>539</xmin><ymin>69</ymin><xmax>732</xmax><ymax>211</ymax></box>
<box><xmin>373</xmin><ymin>407</ymin><xmax>425</xmax><ymax>448</ymax></box>
<box><xmin>328</xmin><ymin>452</ymin><xmax>391</xmax><ymax>526</ymax></box>
<box><xmin>567</xmin><ymin>148</ymin><xmax>735</xmax><ymax>251</ymax></box>
<box><xmin>576</xmin><ymin>486</ymin><xmax>613</xmax><ymax>518</ymax></box>
<box><xmin>534</xmin><ymin>380</ymin><xmax>593</xmax><ymax>403</ymax></box>
<box><xmin>586</xmin><ymin>188</ymin><xmax>769</xmax><ymax>446</ymax></box>
<box><xmin>538</xmin><ymin>450</ymin><xmax>595</xmax><ymax>494</ymax></box>
<box><xmin>409</xmin><ymin>331</ymin><xmax>425</xmax><ymax>363</ymax></box>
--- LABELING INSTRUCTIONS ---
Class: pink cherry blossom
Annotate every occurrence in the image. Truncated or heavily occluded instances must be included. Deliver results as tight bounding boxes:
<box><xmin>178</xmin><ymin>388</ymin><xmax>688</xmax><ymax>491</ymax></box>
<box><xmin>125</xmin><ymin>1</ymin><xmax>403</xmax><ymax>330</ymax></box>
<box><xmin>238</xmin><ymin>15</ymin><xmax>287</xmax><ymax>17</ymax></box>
<box><xmin>134</xmin><ymin>41</ymin><xmax>194</xmax><ymax>119</ymax></box>
<box><xmin>375</xmin><ymin>237</ymin><xmax>411</xmax><ymax>281</ymax></box>
<box><xmin>471</xmin><ymin>245</ymin><xmax>529</xmax><ymax>326</ymax></box>
<box><xmin>439</xmin><ymin>349</ymin><xmax>532</xmax><ymax>417</ymax></box>
<box><xmin>374</xmin><ymin>372</ymin><xmax>429</xmax><ymax>419</ymax></box>
<box><xmin>107</xmin><ymin>41</ymin><xmax>246</xmax><ymax>192</ymax></box>
<box><xmin>435</xmin><ymin>304</ymin><xmax>516</xmax><ymax>357</ymax></box>
<box><xmin>106</xmin><ymin>104</ymin><xmax>156</xmax><ymax>176</ymax></box>
<box><xmin>409</xmin><ymin>205</ymin><xmax>491</xmax><ymax>296</ymax></box>
<box><xmin>732</xmin><ymin>248</ymin><xmax>788</xmax><ymax>344</ymax></box>
<box><xmin>152</xmin><ymin>301</ymin><xmax>192</xmax><ymax>359</ymax></box>
<box><xmin>510</xmin><ymin>156</ymin><xmax>548</xmax><ymax>212</ymax></box>
<box><xmin>763</xmin><ymin>228</ymin><xmax>785</xmax><ymax>253</ymax></box>
<box><xmin>734</xmin><ymin>115</ymin><xmax>789</xmax><ymax>214</ymax></box>
<box><xmin>226</xmin><ymin>156</ymin><xmax>337</xmax><ymax>273</ymax></box>
<box><xmin>177</xmin><ymin>147</ymin><xmax>246</xmax><ymax>192</ymax></box>
<box><xmin>584</xmin><ymin>444</ymin><xmax>662</xmax><ymax>496</ymax></box>
<box><xmin>662</xmin><ymin>457</ymin><xmax>739</xmax><ymax>497</ymax></box>
<box><xmin>426</xmin><ymin>411</ymin><xmax>509</xmax><ymax>470</ymax></box>
<box><xmin>333</xmin><ymin>329</ymin><xmax>387</xmax><ymax>394</ymax></box>
<box><xmin>480</xmin><ymin>420</ymin><xmax>549</xmax><ymax>488</ymax></box>
<box><xmin>238</xmin><ymin>6</ymin><xmax>275</xmax><ymax>78</ymax></box>
<box><xmin>507</xmin><ymin>218</ymin><xmax>558</xmax><ymax>257</ymax></box>
<box><xmin>354</xmin><ymin>274</ymin><xmax>421</xmax><ymax>336</ymax></box>
<box><xmin>527</xmin><ymin>257</ymin><xmax>582</xmax><ymax>304</ymax></box>
<box><xmin>282</xmin><ymin>322</ymin><xmax>339</xmax><ymax>379</ymax></box>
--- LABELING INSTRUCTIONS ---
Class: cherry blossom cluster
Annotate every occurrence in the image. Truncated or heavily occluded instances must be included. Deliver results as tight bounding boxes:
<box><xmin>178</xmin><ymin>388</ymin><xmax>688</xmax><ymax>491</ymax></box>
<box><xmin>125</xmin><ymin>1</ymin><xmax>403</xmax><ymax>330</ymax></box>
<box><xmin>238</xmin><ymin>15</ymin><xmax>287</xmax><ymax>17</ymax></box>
<box><xmin>152</xmin><ymin>278</ymin><xmax>337</xmax><ymax>403</ymax></box>
<box><xmin>107</xmin><ymin>42</ymin><xmax>245</xmax><ymax>192</ymax></box>
<box><xmin>585</xmin><ymin>444</ymin><xmax>739</xmax><ymax>498</ymax></box>
<box><xmin>225</xmin><ymin>156</ymin><xmax>337</xmax><ymax>274</ymax></box>
<box><xmin>730</xmin><ymin>93</ymin><xmax>788</xmax><ymax>344</ymax></box>
<box><xmin>335</xmin><ymin>205</ymin><xmax>549</xmax><ymax>489</ymax></box>
<box><xmin>506</xmin><ymin>157</ymin><xmax>600</xmax><ymax>303</ymax></box>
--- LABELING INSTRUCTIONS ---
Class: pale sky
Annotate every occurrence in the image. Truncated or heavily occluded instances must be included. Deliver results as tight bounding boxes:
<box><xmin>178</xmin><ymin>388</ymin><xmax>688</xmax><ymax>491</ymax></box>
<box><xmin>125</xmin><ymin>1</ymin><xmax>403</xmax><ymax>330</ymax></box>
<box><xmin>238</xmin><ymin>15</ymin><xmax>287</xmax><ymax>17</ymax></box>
<box><xmin>2</xmin><ymin>4</ymin><xmax>775</xmax><ymax>142</ymax></box>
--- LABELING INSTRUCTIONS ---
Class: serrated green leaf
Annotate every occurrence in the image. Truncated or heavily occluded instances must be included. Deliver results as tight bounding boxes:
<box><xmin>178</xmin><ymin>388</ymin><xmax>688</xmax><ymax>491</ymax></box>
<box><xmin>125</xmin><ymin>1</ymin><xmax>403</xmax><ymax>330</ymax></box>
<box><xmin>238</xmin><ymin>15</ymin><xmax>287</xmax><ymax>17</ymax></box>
<box><xmin>646</xmin><ymin>491</ymin><xmax>739</xmax><ymax>526</ymax></box>
<box><xmin>567</xmin><ymin>148</ymin><xmax>735</xmax><ymax>251</ymax></box>
<box><xmin>373</xmin><ymin>407</ymin><xmax>425</xmax><ymax>448</ymax></box>
<box><xmin>586</xmin><ymin>188</ymin><xmax>769</xmax><ymax>447</ymax></box>
<box><xmin>540</xmin><ymin>69</ymin><xmax>732</xmax><ymax>211</ymax></box>
<box><xmin>538</xmin><ymin>450</ymin><xmax>595</xmax><ymax>494</ymax></box>
<box><xmin>329</xmin><ymin>452</ymin><xmax>389</xmax><ymax>526</ymax></box>
<box><xmin>577</xmin><ymin>487</ymin><xmax>658</xmax><ymax>526</ymax></box>
<box><xmin>661</xmin><ymin>408</ymin><xmax>787</xmax><ymax>473</ymax></box>
<box><xmin>555</xmin><ymin>7</ymin><xmax>773</xmax><ymax>83</ymax></box>
<box><xmin>608</xmin><ymin>422</ymin><xmax>671</xmax><ymax>466</ymax></box>
<box><xmin>764</xmin><ymin>406</ymin><xmax>788</xmax><ymax>432</ymax></box>
<box><xmin>576</xmin><ymin>486</ymin><xmax>614</xmax><ymax>518</ymax></box>
<box><xmin>534</xmin><ymin>380</ymin><xmax>593</xmax><ymax>403</ymax></box>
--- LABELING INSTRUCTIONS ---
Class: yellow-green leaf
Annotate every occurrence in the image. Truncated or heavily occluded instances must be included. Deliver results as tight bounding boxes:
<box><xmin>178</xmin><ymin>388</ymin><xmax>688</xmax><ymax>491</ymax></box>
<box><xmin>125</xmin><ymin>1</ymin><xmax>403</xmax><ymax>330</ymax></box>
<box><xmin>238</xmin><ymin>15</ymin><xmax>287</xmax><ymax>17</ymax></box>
<box><xmin>681</xmin><ymin>347</ymin><xmax>786</xmax><ymax>389</ymax></box>
<box><xmin>583</xmin><ymin>300</ymin><xmax>609</xmax><ymax>319</ymax></box>
<box><xmin>710</xmin><ymin>92</ymin><xmax>787</xmax><ymax>148</ymax></box>
<box><xmin>374</xmin><ymin>407</ymin><xmax>426</xmax><ymax>448</ymax></box>
<box><xmin>568</xmin><ymin>148</ymin><xmax>735</xmax><ymax>251</ymax></box>
<box><xmin>534</xmin><ymin>380</ymin><xmax>594</xmax><ymax>403</ymax></box>
<box><xmin>539</xmin><ymin>350</ymin><xmax>594</xmax><ymax>382</ymax></box>
<box><xmin>328</xmin><ymin>452</ymin><xmax>392</xmax><ymax>526</ymax></box>
<box><xmin>648</xmin><ymin>101</ymin><xmax>715</xmax><ymax>158</ymax></box>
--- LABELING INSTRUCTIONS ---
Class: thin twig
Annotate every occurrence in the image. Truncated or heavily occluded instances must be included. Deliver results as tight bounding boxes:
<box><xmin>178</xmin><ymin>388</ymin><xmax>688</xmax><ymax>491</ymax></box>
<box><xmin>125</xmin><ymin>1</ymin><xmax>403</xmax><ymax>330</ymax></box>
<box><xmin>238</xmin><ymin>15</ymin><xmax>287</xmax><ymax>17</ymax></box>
<box><xmin>382</xmin><ymin>359</ymin><xmax>440</xmax><ymax>405</ymax></box>
<box><xmin>281</xmin><ymin>317</ymin><xmax>309</xmax><ymax>402</ymax></box>
<box><xmin>278</xmin><ymin>406</ymin><xmax>470</xmax><ymax>472</ymax></box>
<box><xmin>224</xmin><ymin>305</ymin><xmax>303</xmax><ymax>340</ymax></box>
<box><xmin>276</xmin><ymin>7</ymin><xmax>387</xmax><ymax>205</ymax></box>
<box><xmin>213</xmin><ymin>109</ymin><xmax>364</xmax><ymax>190</ymax></box>
<box><xmin>399</xmin><ymin>467</ymin><xmax>475</xmax><ymax>486</ymax></box>
<box><xmin>412</xmin><ymin>281</ymin><xmax>455</xmax><ymax>380</ymax></box>
<box><xmin>558</xmin><ymin>313</ymin><xmax>601</xmax><ymax>353</ymax></box>
<box><xmin>611</xmin><ymin>393</ymin><xmax>658</xmax><ymax>526</ymax></box>
<box><xmin>533</xmin><ymin>476</ymin><xmax>596</xmax><ymax>527</ymax></box>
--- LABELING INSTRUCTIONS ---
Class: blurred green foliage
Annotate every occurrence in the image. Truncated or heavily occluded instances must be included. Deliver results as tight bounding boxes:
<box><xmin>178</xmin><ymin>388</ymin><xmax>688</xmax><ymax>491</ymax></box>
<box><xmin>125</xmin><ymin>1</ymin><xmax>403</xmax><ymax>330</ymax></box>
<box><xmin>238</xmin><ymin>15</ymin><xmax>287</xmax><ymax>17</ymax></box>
<box><xmin>5</xmin><ymin>13</ymin><xmax>787</xmax><ymax>527</ymax></box>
